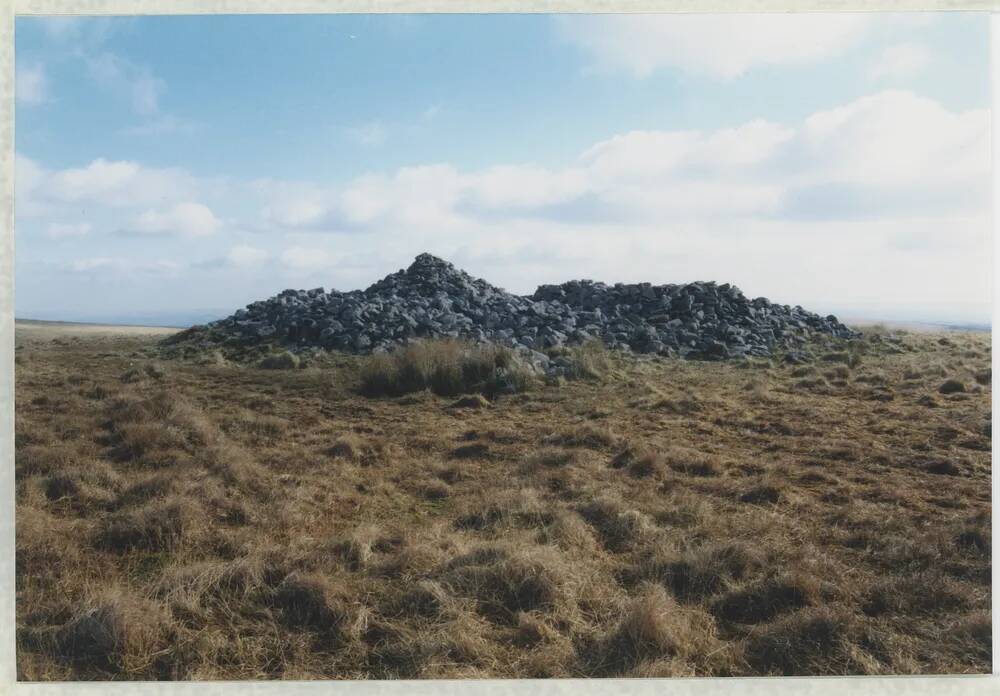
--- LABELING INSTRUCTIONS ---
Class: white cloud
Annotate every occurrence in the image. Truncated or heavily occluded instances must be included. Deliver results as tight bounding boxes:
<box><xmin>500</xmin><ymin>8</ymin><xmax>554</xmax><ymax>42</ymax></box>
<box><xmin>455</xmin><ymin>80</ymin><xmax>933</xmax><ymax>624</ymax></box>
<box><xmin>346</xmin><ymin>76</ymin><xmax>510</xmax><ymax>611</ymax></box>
<box><xmin>258</xmin><ymin>91</ymin><xmax>990</xmax><ymax>238</ymax></box>
<box><xmin>19</xmin><ymin>87</ymin><xmax>990</xmax><ymax>323</ymax></box>
<box><xmin>280</xmin><ymin>246</ymin><xmax>339</xmax><ymax>271</ymax></box>
<box><xmin>15</xmin><ymin>154</ymin><xmax>46</xmax><ymax>216</ymax></box>
<box><xmin>40</xmin><ymin>16</ymin><xmax>119</xmax><ymax>45</ymax></box>
<box><xmin>339</xmin><ymin>165</ymin><xmax>465</xmax><ymax>228</ymax></box>
<box><xmin>797</xmin><ymin>90</ymin><xmax>988</xmax><ymax>190</ymax></box>
<box><xmin>349</xmin><ymin>121</ymin><xmax>388</xmax><ymax>146</ymax></box>
<box><xmin>68</xmin><ymin>257</ymin><xmax>114</xmax><ymax>272</ymax></box>
<box><xmin>257</xmin><ymin>166</ymin><xmax>467</xmax><ymax>231</ymax></box>
<box><xmin>23</xmin><ymin>157</ymin><xmax>198</xmax><ymax>211</ymax></box>
<box><xmin>16</xmin><ymin>64</ymin><xmax>48</xmax><ymax>105</ymax></box>
<box><xmin>46</xmin><ymin>222</ymin><xmax>92</xmax><ymax>239</ymax></box>
<box><xmin>579</xmin><ymin>120</ymin><xmax>795</xmax><ymax>183</ymax></box>
<box><xmin>466</xmin><ymin>165</ymin><xmax>589</xmax><ymax>210</ymax></box>
<box><xmin>67</xmin><ymin>256</ymin><xmax>181</xmax><ymax>275</ymax></box>
<box><xmin>226</xmin><ymin>245</ymin><xmax>270</xmax><ymax>268</ymax></box>
<box><xmin>41</xmin><ymin>16</ymin><xmax>87</xmax><ymax>40</ymax></box>
<box><xmin>87</xmin><ymin>51</ymin><xmax>165</xmax><ymax>116</ymax></box>
<box><xmin>128</xmin><ymin>202</ymin><xmax>221</xmax><ymax>237</ymax></box>
<box><xmin>50</xmin><ymin>159</ymin><xmax>144</xmax><ymax>202</ymax></box>
<box><xmin>256</xmin><ymin>179</ymin><xmax>334</xmax><ymax>228</ymax></box>
<box><xmin>240</xmin><ymin>88</ymin><xmax>989</xmax><ymax>321</ymax></box>
<box><xmin>124</xmin><ymin>115</ymin><xmax>200</xmax><ymax>137</ymax></box>
<box><xmin>252</xmin><ymin>90</ymin><xmax>986</xmax><ymax>237</ymax></box>
<box><xmin>35</xmin><ymin>19</ymin><xmax>170</xmax><ymax>122</ymax></box>
<box><xmin>870</xmin><ymin>43</ymin><xmax>931</xmax><ymax>80</ymax></box>
<box><xmin>555</xmin><ymin>14</ymin><xmax>872</xmax><ymax>78</ymax></box>
<box><xmin>130</xmin><ymin>72</ymin><xmax>163</xmax><ymax>115</ymax></box>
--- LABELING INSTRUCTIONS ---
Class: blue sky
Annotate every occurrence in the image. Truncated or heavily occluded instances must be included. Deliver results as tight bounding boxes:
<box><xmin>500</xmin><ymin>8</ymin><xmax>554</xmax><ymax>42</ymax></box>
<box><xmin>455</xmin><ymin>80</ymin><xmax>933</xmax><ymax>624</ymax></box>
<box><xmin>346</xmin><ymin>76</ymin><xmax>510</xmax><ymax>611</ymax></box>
<box><xmin>15</xmin><ymin>13</ymin><xmax>992</xmax><ymax>326</ymax></box>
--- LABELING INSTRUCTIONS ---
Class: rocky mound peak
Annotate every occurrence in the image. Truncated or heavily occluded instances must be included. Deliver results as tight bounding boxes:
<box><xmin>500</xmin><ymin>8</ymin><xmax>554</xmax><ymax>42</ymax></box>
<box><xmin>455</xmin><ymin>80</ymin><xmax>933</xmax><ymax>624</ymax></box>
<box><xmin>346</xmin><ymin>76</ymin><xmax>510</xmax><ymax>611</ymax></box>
<box><xmin>365</xmin><ymin>253</ymin><xmax>504</xmax><ymax>300</ymax></box>
<box><xmin>407</xmin><ymin>252</ymin><xmax>460</xmax><ymax>276</ymax></box>
<box><xmin>166</xmin><ymin>253</ymin><xmax>858</xmax><ymax>362</ymax></box>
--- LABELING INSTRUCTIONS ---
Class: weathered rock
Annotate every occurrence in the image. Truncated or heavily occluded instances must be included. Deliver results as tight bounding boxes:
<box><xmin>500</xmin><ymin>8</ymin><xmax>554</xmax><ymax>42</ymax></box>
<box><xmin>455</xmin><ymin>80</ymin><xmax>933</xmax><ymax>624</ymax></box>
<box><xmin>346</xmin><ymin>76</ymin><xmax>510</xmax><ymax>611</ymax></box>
<box><xmin>164</xmin><ymin>253</ymin><xmax>859</xmax><ymax>371</ymax></box>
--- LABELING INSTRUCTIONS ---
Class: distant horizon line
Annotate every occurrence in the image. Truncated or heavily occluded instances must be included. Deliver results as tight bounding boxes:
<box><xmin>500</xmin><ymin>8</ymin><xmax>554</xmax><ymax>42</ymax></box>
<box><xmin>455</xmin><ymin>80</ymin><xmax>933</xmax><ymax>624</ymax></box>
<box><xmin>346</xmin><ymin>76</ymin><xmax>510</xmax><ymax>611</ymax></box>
<box><xmin>15</xmin><ymin>314</ymin><xmax>993</xmax><ymax>334</ymax></box>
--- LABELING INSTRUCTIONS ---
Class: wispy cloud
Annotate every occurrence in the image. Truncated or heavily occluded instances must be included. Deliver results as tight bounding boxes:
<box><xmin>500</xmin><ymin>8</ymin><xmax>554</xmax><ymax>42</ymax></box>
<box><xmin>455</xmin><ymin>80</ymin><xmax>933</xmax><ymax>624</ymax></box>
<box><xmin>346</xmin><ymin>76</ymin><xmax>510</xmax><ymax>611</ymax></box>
<box><xmin>45</xmin><ymin>222</ymin><xmax>91</xmax><ymax>239</ymax></box>
<box><xmin>16</xmin><ymin>63</ymin><xmax>48</xmax><ymax>105</ymax></box>
<box><xmin>66</xmin><ymin>256</ymin><xmax>182</xmax><ymax>275</ymax></box>
<box><xmin>33</xmin><ymin>17</ymin><xmax>175</xmax><ymax>126</ymax></box>
<box><xmin>124</xmin><ymin>114</ymin><xmax>202</xmax><ymax>137</ymax></box>
<box><xmin>555</xmin><ymin>14</ymin><xmax>872</xmax><ymax>79</ymax></box>
<box><xmin>280</xmin><ymin>246</ymin><xmax>340</xmax><ymax>271</ymax></box>
<box><xmin>226</xmin><ymin>245</ymin><xmax>269</xmax><ymax>268</ymax></box>
<box><xmin>86</xmin><ymin>51</ymin><xmax>165</xmax><ymax>116</ymax></box>
<box><xmin>870</xmin><ymin>43</ymin><xmax>931</xmax><ymax>81</ymax></box>
<box><xmin>231</xmin><ymin>88</ymin><xmax>988</xmax><ymax>320</ymax></box>
<box><xmin>255</xmin><ymin>90</ymin><xmax>987</xmax><ymax>233</ymax></box>
<box><xmin>124</xmin><ymin>202</ymin><xmax>222</xmax><ymax>237</ymax></box>
<box><xmin>348</xmin><ymin>121</ymin><xmax>388</xmax><ymax>147</ymax></box>
<box><xmin>40</xmin><ymin>16</ymin><xmax>122</xmax><ymax>47</ymax></box>
<box><xmin>16</xmin><ymin>84</ymin><xmax>990</xmax><ymax>323</ymax></box>
<box><xmin>194</xmin><ymin>245</ymin><xmax>270</xmax><ymax>270</ymax></box>
<box><xmin>18</xmin><ymin>156</ymin><xmax>201</xmax><ymax>213</ymax></box>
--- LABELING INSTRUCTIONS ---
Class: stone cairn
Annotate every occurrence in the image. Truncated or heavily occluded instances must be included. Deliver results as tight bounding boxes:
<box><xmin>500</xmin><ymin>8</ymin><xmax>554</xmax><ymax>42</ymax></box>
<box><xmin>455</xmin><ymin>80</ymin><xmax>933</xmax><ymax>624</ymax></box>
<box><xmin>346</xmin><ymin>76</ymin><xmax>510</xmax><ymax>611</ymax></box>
<box><xmin>166</xmin><ymin>253</ymin><xmax>858</xmax><ymax>368</ymax></box>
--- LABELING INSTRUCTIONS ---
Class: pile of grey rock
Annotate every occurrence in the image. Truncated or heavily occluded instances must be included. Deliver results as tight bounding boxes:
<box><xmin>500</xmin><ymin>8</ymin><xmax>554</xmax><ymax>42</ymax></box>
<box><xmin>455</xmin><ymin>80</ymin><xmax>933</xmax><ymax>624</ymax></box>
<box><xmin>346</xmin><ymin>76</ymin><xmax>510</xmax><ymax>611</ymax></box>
<box><xmin>167</xmin><ymin>253</ymin><xmax>857</xmax><ymax>363</ymax></box>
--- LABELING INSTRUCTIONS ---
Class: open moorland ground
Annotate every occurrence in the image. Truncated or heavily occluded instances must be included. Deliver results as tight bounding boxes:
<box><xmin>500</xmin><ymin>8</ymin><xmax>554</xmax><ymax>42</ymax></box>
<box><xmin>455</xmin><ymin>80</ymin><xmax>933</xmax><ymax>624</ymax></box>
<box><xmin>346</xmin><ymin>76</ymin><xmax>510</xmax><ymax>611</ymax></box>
<box><xmin>14</xmin><ymin>322</ymin><xmax>992</xmax><ymax>679</ymax></box>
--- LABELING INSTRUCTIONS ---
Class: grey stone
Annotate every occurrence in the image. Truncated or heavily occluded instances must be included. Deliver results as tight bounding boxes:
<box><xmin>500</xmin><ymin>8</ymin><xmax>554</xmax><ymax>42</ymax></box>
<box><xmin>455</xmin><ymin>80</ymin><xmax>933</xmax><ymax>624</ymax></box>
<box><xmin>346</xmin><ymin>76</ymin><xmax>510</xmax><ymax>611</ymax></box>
<box><xmin>170</xmin><ymin>253</ymin><xmax>859</xmax><ymax>372</ymax></box>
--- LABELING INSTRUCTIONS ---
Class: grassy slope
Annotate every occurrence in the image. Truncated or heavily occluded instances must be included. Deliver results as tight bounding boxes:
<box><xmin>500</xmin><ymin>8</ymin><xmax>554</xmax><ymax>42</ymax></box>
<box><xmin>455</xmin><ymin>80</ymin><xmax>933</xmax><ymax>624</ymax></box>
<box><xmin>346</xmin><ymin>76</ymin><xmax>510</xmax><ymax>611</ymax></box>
<box><xmin>13</xmin><ymin>327</ymin><xmax>991</xmax><ymax>679</ymax></box>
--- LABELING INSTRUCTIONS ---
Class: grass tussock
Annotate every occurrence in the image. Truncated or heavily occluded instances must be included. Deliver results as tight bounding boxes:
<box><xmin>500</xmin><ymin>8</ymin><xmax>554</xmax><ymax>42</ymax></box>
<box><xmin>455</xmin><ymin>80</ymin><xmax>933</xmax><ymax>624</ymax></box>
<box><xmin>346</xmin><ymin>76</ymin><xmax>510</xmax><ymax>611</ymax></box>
<box><xmin>939</xmin><ymin>379</ymin><xmax>967</xmax><ymax>394</ymax></box>
<box><xmin>258</xmin><ymin>351</ymin><xmax>300</xmax><ymax>370</ymax></box>
<box><xmin>14</xmin><ymin>324</ymin><xmax>991</xmax><ymax>678</ymax></box>
<box><xmin>95</xmin><ymin>498</ymin><xmax>201</xmax><ymax>553</ymax></box>
<box><xmin>273</xmin><ymin>572</ymin><xmax>361</xmax><ymax>647</ymax></box>
<box><xmin>584</xmin><ymin>584</ymin><xmax>720</xmax><ymax>676</ymax></box>
<box><xmin>359</xmin><ymin>340</ymin><xmax>533</xmax><ymax>398</ymax></box>
<box><xmin>862</xmin><ymin>571</ymin><xmax>969</xmax><ymax>617</ymax></box>
<box><xmin>327</xmin><ymin>433</ymin><xmax>393</xmax><ymax>466</ymax></box>
<box><xmin>383</xmin><ymin>580</ymin><xmax>456</xmax><ymax>621</ymax></box>
<box><xmin>449</xmin><ymin>394</ymin><xmax>490</xmax><ymax>409</ymax></box>
<box><xmin>43</xmin><ymin>462</ymin><xmax>122</xmax><ymax>507</ymax></box>
<box><xmin>577</xmin><ymin>498</ymin><xmax>660</xmax><ymax>553</ymax></box>
<box><xmin>543</xmin><ymin>511</ymin><xmax>601</xmax><ymax>553</ymax></box>
<box><xmin>545</xmin><ymin>424</ymin><xmax>615</xmax><ymax>449</ymax></box>
<box><xmin>742</xmin><ymin>607</ymin><xmax>881</xmax><ymax>676</ymax></box>
<box><xmin>664</xmin><ymin>447</ymin><xmax>723</xmax><ymax>477</ymax></box>
<box><xmin>444</xmin><ymin>547</ymin><xmax>573</xmax><ymax>624</ymax></box>
<box><xmin>611</xmin><ymin>444</ymin><xmax>664</xmax><ymax>478</ymax></box>
<box><xmin>54</xmin><ymin>591</ymin><xmax>174</xmax><ymax>674</ymax></box>
<box><xmin>557</xmin><ymin>340</ymin><xmax>612</xmax><ymax>380</ymax></box>
<box><xmin>154</xmin><ymin>556</ymin><xmax>269</xmax><ymax>609</ymax></box>
<box><xmin>328</xmin><ymin>526</ymin><xmax>379</xmax><ymax>571</ymax></box>
<box><xmin>524</xmin><ymin>447</ymin><xmax>580</xmax><ymax>471</ymax></box>
<box><xmin>949</xmin><ymin>611</ymin><xmax>991</xmax><ymax>664</ymax></box>
<box><xmin>711</xmin><ymin>572</ymin><xmax>820</xmax><ymax>624</ymax></box>
<box><xmin>633</xmin><ymin>541</ymin><xmax>765</xmax><ymax>602</ymax></box>
<box><xmin>739</xmin><ymin>482</ymin><xmax>783</xmax><ymax>505</ymax></box>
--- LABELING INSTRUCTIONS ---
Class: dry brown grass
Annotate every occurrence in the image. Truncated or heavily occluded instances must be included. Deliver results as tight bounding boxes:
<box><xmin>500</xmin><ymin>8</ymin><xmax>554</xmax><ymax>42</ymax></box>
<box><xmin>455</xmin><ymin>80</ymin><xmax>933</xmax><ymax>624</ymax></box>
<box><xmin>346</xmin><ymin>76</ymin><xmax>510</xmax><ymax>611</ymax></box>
<box><xmin>359</xmin><ymin>340</ymin><xmax>533</xmax><ymax>398</ymax></box>
<box><xmin>14</xmin><ymin>326</ymin><xmax>992</xmax><ymax>679</ymax></box>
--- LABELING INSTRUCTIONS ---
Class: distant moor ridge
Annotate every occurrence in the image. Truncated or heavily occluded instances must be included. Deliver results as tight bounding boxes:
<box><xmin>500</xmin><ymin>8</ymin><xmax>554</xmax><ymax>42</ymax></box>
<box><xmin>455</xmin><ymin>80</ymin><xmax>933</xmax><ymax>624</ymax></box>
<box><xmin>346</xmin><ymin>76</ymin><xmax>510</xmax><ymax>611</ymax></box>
<box><xmin>167</xmin><ymin>253</ymin><xmax>858</xmax><ymax>362</ymax></box>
